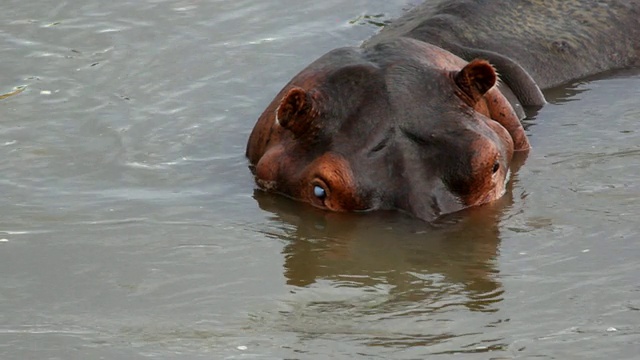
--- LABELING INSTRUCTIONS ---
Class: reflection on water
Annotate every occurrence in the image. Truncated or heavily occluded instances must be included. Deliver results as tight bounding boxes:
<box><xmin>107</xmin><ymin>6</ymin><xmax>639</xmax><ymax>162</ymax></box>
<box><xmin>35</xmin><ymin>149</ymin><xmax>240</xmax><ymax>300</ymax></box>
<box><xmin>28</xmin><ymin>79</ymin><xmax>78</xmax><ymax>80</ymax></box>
<box><xmin>251</xmin><ymin>174</ymin><xmax>519</xmax><ymax>349</ymax></box>
<box><xmin>262</xmin><ymin>189</ymin><xmax>505</xmax><ymax>298</ymax></box>
<box><xmin>241</xmin><ymin>154</ymin><xmax>551</xmax><ymax>353</ymax></box>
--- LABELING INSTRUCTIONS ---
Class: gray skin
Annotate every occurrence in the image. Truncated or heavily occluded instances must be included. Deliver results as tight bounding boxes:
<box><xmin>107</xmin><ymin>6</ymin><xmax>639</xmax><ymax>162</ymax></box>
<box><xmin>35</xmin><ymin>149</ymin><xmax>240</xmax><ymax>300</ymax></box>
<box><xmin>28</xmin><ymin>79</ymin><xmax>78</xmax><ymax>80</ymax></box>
<box><xmin>366</xmin><ymin>0</ymin><xmax>640</xmax><ymax>104</ymax></box>
<box><xmin>247</xmin><ymin>0</ymin><xmax>640</xmax><ymax>222</ymax></box>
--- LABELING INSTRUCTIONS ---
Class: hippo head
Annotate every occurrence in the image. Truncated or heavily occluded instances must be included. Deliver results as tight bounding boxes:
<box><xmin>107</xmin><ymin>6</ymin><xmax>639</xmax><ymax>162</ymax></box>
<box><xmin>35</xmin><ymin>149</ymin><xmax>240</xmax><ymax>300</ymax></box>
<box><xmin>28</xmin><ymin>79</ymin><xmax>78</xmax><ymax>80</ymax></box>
<box><xmin>247</xmin><ymin>38</ymin><xmax>529</xmax><ymax>222</ymax></box>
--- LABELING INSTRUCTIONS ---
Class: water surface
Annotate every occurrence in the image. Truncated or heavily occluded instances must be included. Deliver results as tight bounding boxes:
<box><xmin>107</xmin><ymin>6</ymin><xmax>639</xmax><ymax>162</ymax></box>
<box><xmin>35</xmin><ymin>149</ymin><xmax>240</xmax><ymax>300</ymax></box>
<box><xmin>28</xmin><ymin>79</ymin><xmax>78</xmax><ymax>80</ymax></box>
<box><xmin>1</xmin><ymin>1</ymin><xmax>639</xmax><ymax>359</ymax></box>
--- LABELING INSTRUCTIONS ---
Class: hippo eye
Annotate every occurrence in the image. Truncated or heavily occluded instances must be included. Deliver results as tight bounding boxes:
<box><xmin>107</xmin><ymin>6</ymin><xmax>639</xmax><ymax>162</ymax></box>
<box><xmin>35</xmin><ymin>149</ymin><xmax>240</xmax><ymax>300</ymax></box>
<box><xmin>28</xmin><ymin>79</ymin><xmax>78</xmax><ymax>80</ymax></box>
<box><xmin>313</xmin><ymin>185</ymin><xmax>327</xmax><ymax>199</ymax></box>
<box><xmin>492</xmin><ymin>161</ymin><xmax>500</xmax><ymax>174</ymax></box>
<box><xmin>310</xmin><ymin>178</ymin><xmax>331</xmax><ymax>207</ymax></box>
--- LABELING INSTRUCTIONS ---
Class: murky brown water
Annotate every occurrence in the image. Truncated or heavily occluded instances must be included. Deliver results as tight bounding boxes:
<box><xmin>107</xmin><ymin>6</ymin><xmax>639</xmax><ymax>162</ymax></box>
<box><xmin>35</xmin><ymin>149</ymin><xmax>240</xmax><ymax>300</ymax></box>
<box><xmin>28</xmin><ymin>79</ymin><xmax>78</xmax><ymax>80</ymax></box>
<box><xmin>1</xmin><ymin>1</ymin><xmax>639</xmax><ymax>359</ymax></box>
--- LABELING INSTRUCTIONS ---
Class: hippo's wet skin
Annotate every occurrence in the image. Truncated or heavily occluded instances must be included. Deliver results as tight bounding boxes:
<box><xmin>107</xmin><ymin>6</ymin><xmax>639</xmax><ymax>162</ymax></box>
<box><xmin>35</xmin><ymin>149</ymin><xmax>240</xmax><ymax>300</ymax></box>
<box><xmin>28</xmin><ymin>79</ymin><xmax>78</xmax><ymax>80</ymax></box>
<box><xmin>246</xmin><ymin>0</ymin><xmax>640</xmax><ymax>222</ymax></box>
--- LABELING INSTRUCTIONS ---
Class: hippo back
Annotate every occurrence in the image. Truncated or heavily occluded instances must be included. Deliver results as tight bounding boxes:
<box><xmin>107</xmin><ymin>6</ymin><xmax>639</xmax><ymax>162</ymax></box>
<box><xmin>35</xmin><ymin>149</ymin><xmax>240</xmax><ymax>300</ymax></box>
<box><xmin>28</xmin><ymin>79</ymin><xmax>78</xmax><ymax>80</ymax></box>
<box><xmin>367</xmin><ymin>0</ymin><xmax>640</xmax><ymax>91</ymax></box>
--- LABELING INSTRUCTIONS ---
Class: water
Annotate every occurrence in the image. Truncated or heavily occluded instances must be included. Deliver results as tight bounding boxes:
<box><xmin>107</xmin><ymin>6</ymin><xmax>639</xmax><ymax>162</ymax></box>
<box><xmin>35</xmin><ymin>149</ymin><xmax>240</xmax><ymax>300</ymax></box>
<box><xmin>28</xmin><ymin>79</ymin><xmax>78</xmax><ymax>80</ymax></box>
<box><xmin>1</xmin><ymin>1</ymin><xmax>639</xmax><ymax>359</ymax></box>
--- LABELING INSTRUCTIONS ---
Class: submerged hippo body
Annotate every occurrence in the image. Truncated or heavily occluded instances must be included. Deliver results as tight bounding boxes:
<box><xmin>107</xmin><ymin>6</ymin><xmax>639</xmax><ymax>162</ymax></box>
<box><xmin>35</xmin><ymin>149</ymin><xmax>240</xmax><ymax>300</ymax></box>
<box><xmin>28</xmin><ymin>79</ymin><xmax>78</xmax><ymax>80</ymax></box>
<box><xmin>247</xmin><ymin>0</ymin><xmax>640</xmax><ymax>222</ymax></box>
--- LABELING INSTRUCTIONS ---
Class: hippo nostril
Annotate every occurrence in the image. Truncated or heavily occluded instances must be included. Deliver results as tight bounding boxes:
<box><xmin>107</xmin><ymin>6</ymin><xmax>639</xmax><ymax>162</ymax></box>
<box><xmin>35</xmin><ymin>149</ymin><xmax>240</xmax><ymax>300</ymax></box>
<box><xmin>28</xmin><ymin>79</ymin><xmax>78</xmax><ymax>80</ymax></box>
<box><xmin>492</xmin><ymin>161</ymin><xmax>500</xmax><ymax>174</ymax></box>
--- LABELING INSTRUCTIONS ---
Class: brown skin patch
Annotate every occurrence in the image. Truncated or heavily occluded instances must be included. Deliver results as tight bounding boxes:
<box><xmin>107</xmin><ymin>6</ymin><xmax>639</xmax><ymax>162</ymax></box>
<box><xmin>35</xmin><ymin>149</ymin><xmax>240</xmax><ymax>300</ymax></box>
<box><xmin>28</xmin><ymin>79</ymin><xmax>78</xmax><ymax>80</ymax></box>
<box><xmin>255</xmin><ymin>148</ymin><xmax>367</xmax><ymax>212</ymax></box>
<box><xmin>303</xmin><ymin>153</ymin><xmax>366</xmax><ymax>212</ymax></box>
<box><xmin>482</xmin><ymin>88</ymin><xmax>530</xmax><ymax>151</ymax></box>
<box><xmin>254</xmin><ymin>144</ymin><xmax>285</xmax><ymax>190</ymax></box>
<box><xmin>462</xmin><ymin>136</ymin><xmax>510</xmax><ymax>206</ymax></box>
<box><xmin>437</xmin><ymin>116</ymin><xmax>514</xmax><ymax>209</ymax></box>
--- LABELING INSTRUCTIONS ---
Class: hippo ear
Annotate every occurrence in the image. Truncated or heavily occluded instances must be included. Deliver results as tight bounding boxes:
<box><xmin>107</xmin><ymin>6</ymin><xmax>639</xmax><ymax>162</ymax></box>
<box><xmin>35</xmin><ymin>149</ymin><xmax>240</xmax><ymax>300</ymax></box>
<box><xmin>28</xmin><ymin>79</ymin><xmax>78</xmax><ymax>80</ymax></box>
<box><xmin>276</xmin><ymin>87</ymin><xmax>318</xmax><ymax>137</ymax></box>
<box><xmin>454</xmin><ymin>59</ymin><xmax>497</xmax><ymax>106</ymax></box>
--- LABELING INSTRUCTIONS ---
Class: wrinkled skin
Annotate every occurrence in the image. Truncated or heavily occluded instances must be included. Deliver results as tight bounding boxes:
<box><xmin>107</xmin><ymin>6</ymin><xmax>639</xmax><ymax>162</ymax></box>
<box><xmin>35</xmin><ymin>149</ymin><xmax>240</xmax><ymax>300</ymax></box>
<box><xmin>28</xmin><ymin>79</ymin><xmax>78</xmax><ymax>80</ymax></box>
<box><xmin>247</xmin><ymin>0</ymin><xmax>640</xmax><ymax>222</ymax></box>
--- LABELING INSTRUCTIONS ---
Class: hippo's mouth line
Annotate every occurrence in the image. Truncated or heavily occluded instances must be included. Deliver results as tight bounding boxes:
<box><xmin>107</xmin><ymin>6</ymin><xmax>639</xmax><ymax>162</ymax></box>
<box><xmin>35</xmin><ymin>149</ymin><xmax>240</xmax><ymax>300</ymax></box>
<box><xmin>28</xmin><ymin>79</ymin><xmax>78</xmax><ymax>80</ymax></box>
<box><xmin>255</xmin><ymin>178</ymin><xmax>277</xmax><ymax>192</ymax></box>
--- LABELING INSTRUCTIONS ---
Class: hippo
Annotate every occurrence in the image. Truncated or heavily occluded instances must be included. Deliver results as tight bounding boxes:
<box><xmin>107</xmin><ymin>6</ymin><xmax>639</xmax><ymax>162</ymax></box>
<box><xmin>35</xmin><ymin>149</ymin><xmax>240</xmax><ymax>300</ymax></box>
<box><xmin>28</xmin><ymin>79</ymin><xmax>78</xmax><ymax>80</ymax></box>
<box><xmin>246</xmin><ymin>0</ymin><xmax>640</xmax><ymax>222</ymax></box>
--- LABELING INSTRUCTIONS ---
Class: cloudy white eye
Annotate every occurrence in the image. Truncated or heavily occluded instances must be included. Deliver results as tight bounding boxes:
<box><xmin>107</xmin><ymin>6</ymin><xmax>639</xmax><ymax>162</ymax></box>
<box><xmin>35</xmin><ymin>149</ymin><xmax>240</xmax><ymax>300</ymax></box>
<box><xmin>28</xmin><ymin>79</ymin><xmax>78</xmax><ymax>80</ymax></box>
<box><xmin>313</xmin><ymin>185</ymin><xmax>327</xmax><ymax>199</ymax></box>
